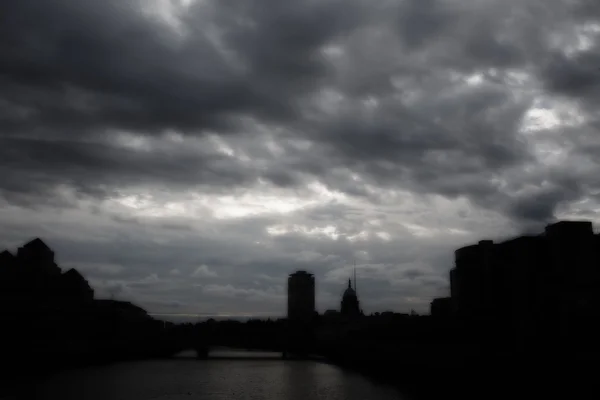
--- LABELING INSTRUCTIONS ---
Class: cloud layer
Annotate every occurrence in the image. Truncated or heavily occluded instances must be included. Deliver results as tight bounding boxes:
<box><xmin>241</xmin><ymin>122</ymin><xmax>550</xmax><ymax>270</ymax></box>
<box><xmin>2</xmin><ymin>0</ymin><xmax>600</xmax><ymax>316</ymax></box>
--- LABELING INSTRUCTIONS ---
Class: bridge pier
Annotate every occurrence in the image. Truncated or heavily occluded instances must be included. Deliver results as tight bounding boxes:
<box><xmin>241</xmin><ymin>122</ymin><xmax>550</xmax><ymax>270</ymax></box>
<box><xmin>194</xmin><ymin>345</ymin><xmax>209</xmax><ymax>359</ymax></box>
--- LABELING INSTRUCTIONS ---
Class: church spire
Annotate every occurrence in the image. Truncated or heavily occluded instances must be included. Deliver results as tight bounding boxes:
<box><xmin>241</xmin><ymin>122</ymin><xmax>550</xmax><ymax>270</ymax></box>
<box><xmin>341</xmin><ymin>264</ymin><xmax>361</xmax><ymax>317</ymax></box>
<box><xmin>354</xmin><ymin>259</ymin><xmax>357</xmax><ymax>294</ymax></box>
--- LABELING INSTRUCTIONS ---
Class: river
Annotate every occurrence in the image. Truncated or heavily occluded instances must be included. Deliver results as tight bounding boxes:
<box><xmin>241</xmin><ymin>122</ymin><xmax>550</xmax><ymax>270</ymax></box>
<box><xmin>23</xmin><ymin>350</ymin><xmax>411</xmax><ymax>400</ymax></box>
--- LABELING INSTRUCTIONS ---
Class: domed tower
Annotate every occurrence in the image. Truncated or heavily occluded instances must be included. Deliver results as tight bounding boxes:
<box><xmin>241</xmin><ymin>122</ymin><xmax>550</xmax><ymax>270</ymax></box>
<box><xmin>341</xmin><ymin>270</ymin><xmax>361</xmax><ymax>317</ymax></box>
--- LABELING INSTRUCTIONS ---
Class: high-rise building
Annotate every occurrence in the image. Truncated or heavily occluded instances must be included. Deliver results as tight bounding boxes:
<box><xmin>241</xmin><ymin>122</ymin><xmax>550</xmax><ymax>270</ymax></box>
<box><xmin>287</xmin><ymin>270</ymin><xmax>315</xmax><ymax>322</ymax></box>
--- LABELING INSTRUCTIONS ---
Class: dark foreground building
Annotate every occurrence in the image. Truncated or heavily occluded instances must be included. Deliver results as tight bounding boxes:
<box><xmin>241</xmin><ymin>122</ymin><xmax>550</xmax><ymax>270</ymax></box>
<box><xmin>432</xmin><ymin>220</ymin><xmax>600</xmax><ymax>348</ymax></box>
<box><xmin>0</xmin><ymin>238</ymin><xmax>164</xmax><ymax>367</ymax></box>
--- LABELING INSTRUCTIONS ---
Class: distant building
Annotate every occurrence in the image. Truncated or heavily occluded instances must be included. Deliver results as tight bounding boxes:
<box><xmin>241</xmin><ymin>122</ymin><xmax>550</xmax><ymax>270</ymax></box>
<box><xmin>341</xmin><ymin>279</ymin><xmax>361</xmax><ymax>317</ymax></box>
<box><xmin>324</xmin><ymin>309</ymin><xmax>340</xmax><ymax>317</ymax></box>
<box><xmin>287</xmin><ymin>271</ymin><xmax>315</xmax><ymax>322</ymax></box>
<box><xmin>95</xmin><ymin>299</ymin><xmax>150</xmax><ymax>319</ymax></box>
<box><xmin>92</xmin><ymin>299</ymin><xmax>155</xmax><ymax>340</ymax></box>
<box><xmin>322</xmin><ymin>309</ymin><xmax>341</xmax><ymax>324</ymax></box>
<box><xmin>430</xmin><ymin>297</ymin><xmax>453</xmax><ymax>318</ymax></box>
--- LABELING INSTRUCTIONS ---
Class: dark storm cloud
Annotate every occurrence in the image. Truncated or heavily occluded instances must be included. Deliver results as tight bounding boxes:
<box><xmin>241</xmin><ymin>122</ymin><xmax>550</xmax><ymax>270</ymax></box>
<box><xmin>542</xmin><ymin>52</ymin><xmax>600</xmax><ymax>98</ymax></box>
<box><xmin>0</xmin><ymin>0</ymin><xmax>364</xmax><ymax>205</ymax></box>
<box><xmin>0</xmin><ymin>0</ymin><xmax>261</xmax><ymax>134</ymax></box>
<box><xmin>0</xmin><ymin>0</ymin><xmax>362</xmax><ymax>138</ymax></box>
<box><xmin>3</xmin><ymin>0</ymin><xmax>600</xmax><ymax>315</ymax></box>
<box><xmin>0</xmin><ymin>135</ymin><xmax>256</xmax><ymax>201</ymax></box>
<box><xmin>0</xmin><ymin>0</ymin><xmax>548</xmax><ymax>217</ymax></box>
<box><xmin>534</xmin><ymin>1</ymin><xmax>600</xmax><ymax>109</ymax></box>
<box><xmin>205</xmin><ymin>0</ymin><xmax>365</xmax><ymax>87</ymax></box>
<box><xmin>509</xmin><ymin>189</ymin><xmax>570</xmax><ymax>223</ymax></box>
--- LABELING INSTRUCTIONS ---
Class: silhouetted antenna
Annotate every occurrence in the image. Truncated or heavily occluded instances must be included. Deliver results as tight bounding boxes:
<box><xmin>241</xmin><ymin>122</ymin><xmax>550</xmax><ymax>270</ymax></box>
<box><xmin>354</xmin><ymin>259</ymin><xmax>357</xmax><ymax>294</ymax></box>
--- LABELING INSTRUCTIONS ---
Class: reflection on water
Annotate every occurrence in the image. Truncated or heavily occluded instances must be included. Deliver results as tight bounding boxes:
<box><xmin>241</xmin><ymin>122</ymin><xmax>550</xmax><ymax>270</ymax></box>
<box><xmin>29</xmin><ymin>354</ymin><xmax>407</xmax><ymax>400</ymax></box>
<box><xmin>206</xmin><ymin>348</ymin><xmax>283</xmax><ymax>358</ymax></box>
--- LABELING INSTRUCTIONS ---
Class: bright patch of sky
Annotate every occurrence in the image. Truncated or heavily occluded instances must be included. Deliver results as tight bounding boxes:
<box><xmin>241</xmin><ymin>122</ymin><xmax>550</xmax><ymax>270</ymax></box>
<box><xmin>141</xmin><ymin>0</ymin><xmax>197</xmax><ymax>36</ymax></box>
<box><xmin>266</xmin><ymin>224</ymin><xmax>341</xmax><ymax>240</ymax></box>
<box><xmin>519</xmin><ymin>97</ymin><xmax>587</xmax><ymax>167</ymax></box>
<box><xmin>549</xmin><ymin>22</ymin><xmax>600</xmax><ymax>57</ymax></box>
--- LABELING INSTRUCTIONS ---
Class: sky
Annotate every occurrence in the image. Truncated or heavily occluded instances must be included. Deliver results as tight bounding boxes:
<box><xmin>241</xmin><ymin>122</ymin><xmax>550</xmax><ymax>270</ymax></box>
<box><xmin>2</xmin><ymin>0</ymin><xmax>600</xmax><ymax>318</ymax></box>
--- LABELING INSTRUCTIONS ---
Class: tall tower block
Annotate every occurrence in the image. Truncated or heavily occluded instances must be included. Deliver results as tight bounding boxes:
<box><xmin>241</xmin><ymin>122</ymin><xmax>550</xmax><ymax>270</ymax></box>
<box><xmin>287</xmin><ymin>270</ymin><xmax>315</xmax><ymax>323</ymax></box>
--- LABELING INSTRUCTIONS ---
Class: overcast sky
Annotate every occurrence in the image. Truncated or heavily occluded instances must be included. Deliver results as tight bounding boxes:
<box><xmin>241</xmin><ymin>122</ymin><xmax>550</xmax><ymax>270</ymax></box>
<box><xmin>2</xmin><ymin>0</ymin><xmax>600</xmax><ymax>318</ymax></box>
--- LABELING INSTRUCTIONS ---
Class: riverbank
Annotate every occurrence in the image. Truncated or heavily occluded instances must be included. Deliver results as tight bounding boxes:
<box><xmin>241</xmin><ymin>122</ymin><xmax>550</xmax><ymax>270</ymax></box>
<box><xmin>320</xmin><ymin>341</ymin><xmax>600</xmax><ymax>400</ymax></box>
<box><xmin>375</xmin><ymin>356</ymin><xmax>593</xmax><ymax>398</ymax></box>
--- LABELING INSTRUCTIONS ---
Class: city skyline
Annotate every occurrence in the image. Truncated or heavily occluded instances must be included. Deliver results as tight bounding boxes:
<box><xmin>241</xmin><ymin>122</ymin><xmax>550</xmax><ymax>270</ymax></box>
<box><xmin>3</xmin><ymin>0</ymin><xmax>600</xmax><ymax>316</ymax></box>
<box><xmin>1</xmin><ymin>237</ymin><xmax>376</xmax><ymax>318</ymax></box>
<box><xmin>5</xmin><ymin>218</ymin><xmax>599</xmax><ymax>322</ymax></box>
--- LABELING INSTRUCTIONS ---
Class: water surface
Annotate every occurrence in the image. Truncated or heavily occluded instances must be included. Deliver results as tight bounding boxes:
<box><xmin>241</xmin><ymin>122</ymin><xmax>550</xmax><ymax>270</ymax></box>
<box><xmin>28</xmin><ymin>351</ymin><xmax>408</xmax><ymax>400</ymax></box>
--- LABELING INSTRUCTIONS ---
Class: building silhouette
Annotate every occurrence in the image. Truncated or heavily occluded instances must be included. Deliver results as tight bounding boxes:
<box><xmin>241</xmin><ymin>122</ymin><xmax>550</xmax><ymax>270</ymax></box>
<box><xmin>1</xmin><ymin>237</ymin><xmax>168</xmax><ymax>370</ymax></box>
<box><xmin>287</xmin><ymin>270</ymin><xmax>315</xmax><ymax>322</ymax></box>
<box><xmin>16</xmin><ymin>237</ymin><xmax>62</xmax><ymax>276</ymax></box>
<box><xmin>341</xmin><ymin>278</ymin><xmax>361</xmax><ymax>317</ymax></box>
<box><xmin>61</xmin><ymin>268</ymin><xmax>95</xmax><ymax>303</ymax></box>
<box><xmin>324</xmin><ymin>309</ymin><xmax>340</xmax><ymax>317</ymax></box>
<box><xmin>430</xmin><ymin>297</ymin><xmax>452</xmax><ymax>318</ymax></box>
<box><xmin>0</xmin><ymin>250</ymin><xmax>16</xmax><ymax>266</ymax></box>
<box><xmin>433</xmin><ymin>220</ymin><xmax>600</xmax><ymax>347</ymax></box>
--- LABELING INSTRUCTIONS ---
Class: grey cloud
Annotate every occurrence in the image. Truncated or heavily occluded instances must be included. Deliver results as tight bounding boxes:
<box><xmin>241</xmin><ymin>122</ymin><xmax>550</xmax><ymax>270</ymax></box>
<box><xmin>0</xmin><ymin>0</ymin><xmax>559</xmax><ymax>222</ymax></box>
<box><xmin>0</xmin><ymin>0</ymin><xmax>363</xmax><ymax>140</ymax></box>
<box><xmin>1</xmin><ymin>0</ymin><xmax>255</xmax><ymax>135</ymax></box>
<box><xmin>541</xmin><ymin>51</ymin><xmax>600</xmax><ymax>98</ymax></box>
<box><xmin>396</xmin><ymin>0</ymin><xmax>456</xmax><ymax>50</ymax></box>
<box><xmin>65</xmin><ymin>262</ymin><xmax>125</xmax><ymax>278</ymax></box>
<box><xmin>402</xmin><ymin>269</ymin><xmax>426</xmax><ymax>281</ymax></box>
<box><xmin>191</xmin><ymin>265</ymin><xmax>218</xmax><ymax>278</ymax></box>
<box><xmin>0</xmin><ymin>135</ymin><xmax>256</xmax><ymax>199</ymax></box>
<box><xmin>4</xmin><ymin>0</ymin><xmax>600</xmax><ymax>315</ymax></box>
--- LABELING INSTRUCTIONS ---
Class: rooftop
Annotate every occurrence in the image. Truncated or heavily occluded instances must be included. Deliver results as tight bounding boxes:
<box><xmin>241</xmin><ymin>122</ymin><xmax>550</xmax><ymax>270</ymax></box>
<box><xmin>290</xmin><ymin>270</ymin><xmax>313</xmax><ymax>276</ymax></box>
<box><xmin>95</xmin><ymin>299</ymin><xmax>148</xmax><ymax>315</ymax></box>
<box><xmin>0</xmin><ymin>250</ymin><xmax>15</xmax><ymax>259</ymax></box>
<box><xmin>21</xmin><ymin>238</ymin><xmax>52</xmax><ymax>252</ymax></box>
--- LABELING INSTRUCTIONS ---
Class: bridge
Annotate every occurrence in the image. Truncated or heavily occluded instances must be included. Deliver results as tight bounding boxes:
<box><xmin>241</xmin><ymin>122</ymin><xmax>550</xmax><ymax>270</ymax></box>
<box><xmin>147</xmin><ymin>322</ymin><xmax>322</xmax><ymax>360</ymax></box>
<box><xmin>156</xmin><ymin>338</ymin><xmax>323</xmax><ymax>360</ymax></box>
<box><xmin>171</xmin><ymin>348</ymin><xmax>326</xmax><ymax>361</ymax></box>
